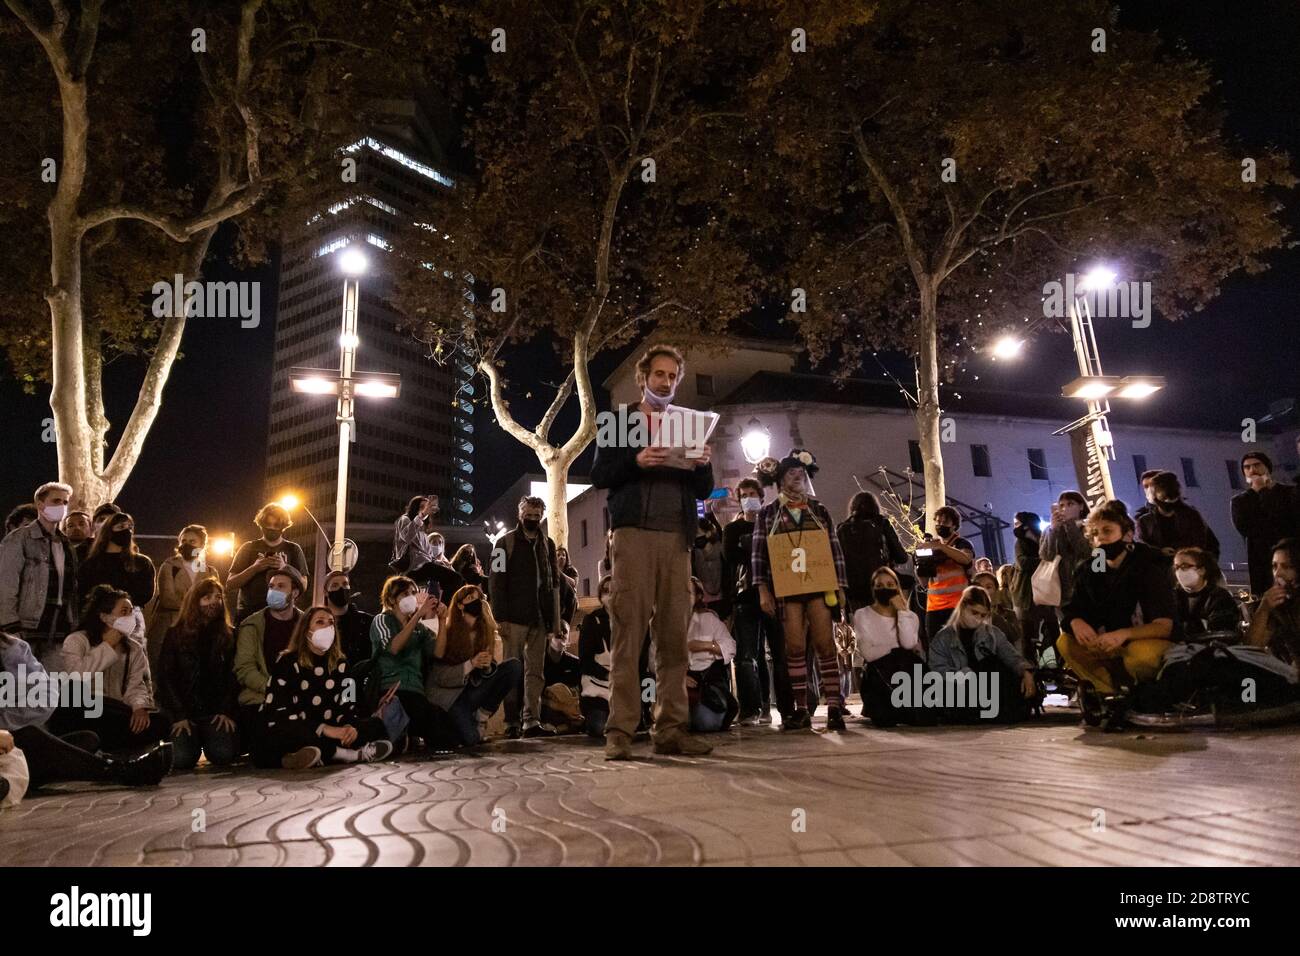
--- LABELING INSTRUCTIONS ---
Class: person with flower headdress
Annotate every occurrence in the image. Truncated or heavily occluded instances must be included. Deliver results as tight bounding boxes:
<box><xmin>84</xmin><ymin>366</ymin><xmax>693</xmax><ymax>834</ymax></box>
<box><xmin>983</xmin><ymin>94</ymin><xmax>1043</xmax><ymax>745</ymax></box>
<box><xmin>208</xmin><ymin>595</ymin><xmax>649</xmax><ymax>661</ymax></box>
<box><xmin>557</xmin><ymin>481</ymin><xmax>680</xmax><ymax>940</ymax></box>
<box><xmin>751</xmin><ymin>449</ymin><xmax>851</xmax><ymax>731</ymax></box>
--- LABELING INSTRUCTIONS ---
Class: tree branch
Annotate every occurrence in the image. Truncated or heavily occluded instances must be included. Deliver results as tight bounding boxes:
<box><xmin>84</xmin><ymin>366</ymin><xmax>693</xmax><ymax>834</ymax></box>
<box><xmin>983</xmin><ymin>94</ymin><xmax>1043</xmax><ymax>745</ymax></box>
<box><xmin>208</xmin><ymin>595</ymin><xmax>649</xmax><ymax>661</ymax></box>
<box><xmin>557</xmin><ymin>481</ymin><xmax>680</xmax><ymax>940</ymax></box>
<box><xmin>78</xmin><ymin>184</ymin><xmax>263</xmax><ymax>241</ymax></box>
<box><xmin>849</xmin><ymin>107</ymin><xmax>927</xmax><ymax>284</ymax></box>
<box><xmin>70</xmin><ymin>0</ymin><xmax>102</xmax><ymax>80</ymax></box>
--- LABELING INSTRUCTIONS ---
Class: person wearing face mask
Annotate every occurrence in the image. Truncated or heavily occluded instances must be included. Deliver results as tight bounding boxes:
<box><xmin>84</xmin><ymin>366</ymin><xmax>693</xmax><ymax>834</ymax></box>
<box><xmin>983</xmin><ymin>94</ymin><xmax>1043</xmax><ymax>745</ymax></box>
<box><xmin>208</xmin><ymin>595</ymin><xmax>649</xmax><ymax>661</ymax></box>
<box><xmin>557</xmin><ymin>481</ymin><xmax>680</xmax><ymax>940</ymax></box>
<box><xmin>915</xmin><ymin>505</ymin><xmax>976</xmax><ymax>644</ymax></box>
<box><xmin>226</xmin><ymin>503</ymin><xmax>308</xmax><ymax>624</ymax></box>
<box><xmin>489</xmin><ymin>496</ymin><xmax>562</xmax><ymax>739</ymax></box>
<box><xmin>75</xmin><ymin>512</ymin><xmax>156</xmax><ymax>643</ymax></box>
<box><xmin>1171</xmin><ymin>547</ymin><xmax>1241</xmax><ymax>640</ymax></box>
<box><xmin>928</xmin><ymin>586</ymin><xmax>1038</xmax><ymax>723</ymax></box>
<box><xmin>1</xmin><ymin>630</ymin><xmax>173</xmax><ymax>790</ymax></box>
<box><xmin>1135</xmin><ymin>472</ymin><xmax>1220</xmax><ymax>558</ymax></box>
<box><xmin>411</xmin><ymin>531</ymin><xmax>465</xmax><ymax>598</ymax></box>
<box><xmin>1009</xmin><ymin>511</ymin><xmax>1059</xmax><ymax>662</ymax></box>
<box><xmin>157</xmin><ymin>578</ymin><xmax>241</xmax><ymax>770</ymax></box>
<box><xmin>233</xmin><ymin>567</ymin><xmax>306</xmax><ymax>735</ymax></box>
<box><xmin>723</xmin><ymin>478</ymin><xmax>789</xmax><ymax>725</ymax></box>
<box><xmin>1232</xmin><ymin>452</ymin><xmax>1300</xmax><ymax>598</ymax></box>
<box><xmin>1039</xmin><ymin>491</ymin><xmax>1092</xmax><ymax>622</ymax></box>
<box><xmin>452</xmin><ymin>543</ymin><xmax>491</xmax><ymax>591</ymax></box>
<box><xmin>1057</xmin><ymin>500</ymin><xmax>1178</xmax><ymax>721</ymax></box>
<box><xmin>425</xmin><ymin>585</ymin><xmax>521</xmax><ymax>747</ymax></box>
<box><xmin>853</xmin><ymin>567</ymin><xmax>932</xmax><ymax>726</ymax></box>
<box><xmin>0</xmin><ymin>482</ymin><xmax>81</xmax><ymax>670</ymax></box>
<box><xmin>254</xmin><ymin>607</ymin><xmax>394</xmax><ymax>769</ymax></box>
<box><xmin>691</xmin><ymin>516</ymin><xmax>726</xmax><ymax>614</ymax></box>
<box><xmin>370</xmin><ymin>576</ymin><xmax>452</xmax><ymax>753</ymax></box>
<box><xmin>591</xmin><ymin>344</ymin><xmax>717</xmax><ymax>760</ymax></box>
<box><xmin>837</xmin><ymin>491</ymin><xmax>908</xmax><ymax>615</ymax></box>
<box><xmin>972</xmin><ymin>570</ymin><xmax>1024</xmax><ymax>655</ymax></box>
<box><xmin>752</xmin><ymin>449</ymin><xmax>851</xmax><ymax>732</ymax></box>
<box><xmin>391</xmin><ymin>496</ymin><xmax>437</xmax><ymax>577</ymax></box>
<box><xmin>144</xmin><ymin>524</ymin><xmax>218</xmax><ymax>676</ymax></box>
<box><xmin>91</xmin><ymin>502</ymin><xmax>121</xmax><ymax>540</ymax></box>
<box><xmin>58</xmin><ymin>585</ymin><xmax>172</xmax><ymax>752</ymax></box>
<box><xmin>323</xmin><ymin>570</ymin><xmax>373</xmax><ymax>666</ymax></box>
<box><xmin>1248</xmin><ymin>539</ymin><xmax>1300</xmax><ymax>664</ymax></box>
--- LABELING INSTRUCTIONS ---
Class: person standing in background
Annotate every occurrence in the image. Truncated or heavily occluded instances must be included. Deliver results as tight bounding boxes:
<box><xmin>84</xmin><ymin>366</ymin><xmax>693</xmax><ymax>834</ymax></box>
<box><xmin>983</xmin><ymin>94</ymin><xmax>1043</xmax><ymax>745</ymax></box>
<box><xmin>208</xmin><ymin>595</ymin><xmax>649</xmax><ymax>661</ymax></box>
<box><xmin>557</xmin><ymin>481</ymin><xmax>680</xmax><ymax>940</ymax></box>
<box><xmin>226</xmin><ymin>503</ymin><xmax>308</xmax><ymax>624</ymax></box>
<box><xmin>1039</xmin><ymin>491</ymin><xmax>1092</xmax><ymax>625</ymax></box>
<box><xmin>0</xmin><ymin>482</ymin><xmax>79</xmax><ymax>669</ymax></box>
<box><xmin>60</xmin><ymin>510</ymin><xmax>93</xmax><ymax>564</ymax></box>
<box><xmin>145</xmin><ymin>525</ymin><xmax>218</xmax><ymax>675</ymax></box>
<box><xmin>1232</xmin><ymin>452</ymin><xmax>1300</xmax><ymax>598</ymax></box>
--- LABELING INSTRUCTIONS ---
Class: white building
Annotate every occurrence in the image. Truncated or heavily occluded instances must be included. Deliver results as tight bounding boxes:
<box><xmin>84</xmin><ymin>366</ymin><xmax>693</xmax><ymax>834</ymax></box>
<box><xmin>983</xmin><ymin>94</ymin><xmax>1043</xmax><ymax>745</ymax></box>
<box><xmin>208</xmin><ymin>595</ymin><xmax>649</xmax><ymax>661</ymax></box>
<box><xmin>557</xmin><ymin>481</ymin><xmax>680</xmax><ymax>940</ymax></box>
<box><xmin>558</xmin><ymin>338</ymin><xmax>1258</xmax><ymax>596</ymax></box>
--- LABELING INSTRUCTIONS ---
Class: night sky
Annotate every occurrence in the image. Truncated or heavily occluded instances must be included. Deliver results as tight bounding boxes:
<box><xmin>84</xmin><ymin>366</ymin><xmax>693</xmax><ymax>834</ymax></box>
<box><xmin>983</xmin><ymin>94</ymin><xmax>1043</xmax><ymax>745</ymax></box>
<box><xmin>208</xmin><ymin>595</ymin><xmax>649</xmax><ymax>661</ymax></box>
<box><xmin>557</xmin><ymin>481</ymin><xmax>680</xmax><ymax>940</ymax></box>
<box><xmin>2</xmin><ymin>0</ymin><xmax>1296</xmax><ymax>538</ymax></box>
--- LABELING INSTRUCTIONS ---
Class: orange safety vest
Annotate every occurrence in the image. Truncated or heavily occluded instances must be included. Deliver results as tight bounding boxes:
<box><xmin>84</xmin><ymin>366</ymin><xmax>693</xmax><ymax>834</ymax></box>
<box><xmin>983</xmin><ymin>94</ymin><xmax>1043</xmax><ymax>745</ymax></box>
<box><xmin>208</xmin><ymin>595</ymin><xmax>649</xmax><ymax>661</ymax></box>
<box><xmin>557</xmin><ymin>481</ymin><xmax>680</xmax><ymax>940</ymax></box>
<box><xmin>926</xmin><ymin>554</ymin><xmax>970</xmax><ymax>612</ymax></box>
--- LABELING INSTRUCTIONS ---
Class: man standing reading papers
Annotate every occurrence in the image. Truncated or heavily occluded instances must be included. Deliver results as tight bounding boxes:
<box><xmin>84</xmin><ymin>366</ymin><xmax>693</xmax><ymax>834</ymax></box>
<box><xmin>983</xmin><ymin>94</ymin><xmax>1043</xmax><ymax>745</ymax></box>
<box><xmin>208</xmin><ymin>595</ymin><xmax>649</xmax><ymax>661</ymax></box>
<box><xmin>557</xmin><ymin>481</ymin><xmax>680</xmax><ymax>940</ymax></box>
<box><xmin>592</xmin><ymin>344</ymin><xmax>716</xmax><ymax>760</ymax></box>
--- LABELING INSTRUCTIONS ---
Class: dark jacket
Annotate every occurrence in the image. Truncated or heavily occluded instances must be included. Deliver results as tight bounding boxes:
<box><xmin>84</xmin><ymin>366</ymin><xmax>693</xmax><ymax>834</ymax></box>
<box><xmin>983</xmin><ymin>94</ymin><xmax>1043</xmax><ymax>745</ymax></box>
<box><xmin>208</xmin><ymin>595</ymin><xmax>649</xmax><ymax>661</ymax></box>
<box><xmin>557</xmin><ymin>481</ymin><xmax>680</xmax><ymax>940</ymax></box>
<box><xmin>335</xmin><ymin>604</ymin><xmax>374</xmax><ymax>665</ymax></box>
<box><xmin>1231</xmin><ymin>482</ymin><xmax>1300</xmax><ymax>596</ymax></box>
<box><xmin>1136</xmin><ymin>500</ymin><xmax>1220</xmax><ymax>557</ymax></box>
<box><xmin>156</xmin><ymin>624</ymin><xmax>238</xmax><ymax>723</ymax></box>
<box><xmin>836</xmin><ymin>515</ymin><xmax>907</xmax><ymax>607</ymax></box>
<box><xmin>1175</xmin><ymin>585</ymin><xmax>1241</xmax><ymax>638</ymax></box>
<box><xmin>591</xmin><ymin>415</ymin><xmax>715</xmax><ymax>549</ymax></box>
<box><xmin>489</xmin><ymin>525</ymin><xmax>560</xmax><ymax>629</ymax></box>
<box><xmin>721</xmin><ymin>517</ymin><xmax>757</xmax><ymax>614</ymax></box>
<box><xmin>76</xmin><ymin>550</ymin><xmax>156</xmax><ymax>612</ymax></box>
<box><xmin>1010</xmin><ymin>533</ymin><xmax>1041</xmax><ymax>613</ymax></box>
<box><xmin>1060</xmin><ymin>541</ymin><xmax>1180</xmax><ymax>641</ymax></box>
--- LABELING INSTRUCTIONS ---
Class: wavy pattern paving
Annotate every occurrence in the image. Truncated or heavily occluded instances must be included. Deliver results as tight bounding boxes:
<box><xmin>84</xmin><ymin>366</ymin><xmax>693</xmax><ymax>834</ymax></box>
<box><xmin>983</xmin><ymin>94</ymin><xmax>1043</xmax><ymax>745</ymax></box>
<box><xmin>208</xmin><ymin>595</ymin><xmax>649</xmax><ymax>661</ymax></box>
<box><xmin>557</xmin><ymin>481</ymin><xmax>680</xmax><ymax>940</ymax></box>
<box><xmin>3</xmin><ymin>721</ymin><xmax>1300</xmax><ymax>866</ymax></box>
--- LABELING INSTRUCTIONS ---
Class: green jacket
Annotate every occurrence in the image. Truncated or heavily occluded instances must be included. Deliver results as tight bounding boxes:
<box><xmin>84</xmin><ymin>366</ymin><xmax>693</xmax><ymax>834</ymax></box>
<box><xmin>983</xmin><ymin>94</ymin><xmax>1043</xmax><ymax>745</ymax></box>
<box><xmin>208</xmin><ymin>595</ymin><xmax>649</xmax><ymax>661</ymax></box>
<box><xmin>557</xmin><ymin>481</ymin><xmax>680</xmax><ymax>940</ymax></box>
<box><xmin>234</xmin><ymin>606</ymin><xmax>303</xmax><ymax>707</ymax></box>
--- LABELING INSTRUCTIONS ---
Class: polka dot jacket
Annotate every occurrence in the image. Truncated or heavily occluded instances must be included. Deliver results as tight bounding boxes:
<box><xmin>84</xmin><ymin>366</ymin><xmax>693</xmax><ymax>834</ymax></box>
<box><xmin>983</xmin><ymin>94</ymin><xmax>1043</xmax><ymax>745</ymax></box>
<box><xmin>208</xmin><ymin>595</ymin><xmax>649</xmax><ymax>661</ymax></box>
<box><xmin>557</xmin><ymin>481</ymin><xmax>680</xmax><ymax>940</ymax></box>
<box><xmin>261</xmin><ymin>652</ymin><xmax>358</xmax><ymax>733</ymax></box>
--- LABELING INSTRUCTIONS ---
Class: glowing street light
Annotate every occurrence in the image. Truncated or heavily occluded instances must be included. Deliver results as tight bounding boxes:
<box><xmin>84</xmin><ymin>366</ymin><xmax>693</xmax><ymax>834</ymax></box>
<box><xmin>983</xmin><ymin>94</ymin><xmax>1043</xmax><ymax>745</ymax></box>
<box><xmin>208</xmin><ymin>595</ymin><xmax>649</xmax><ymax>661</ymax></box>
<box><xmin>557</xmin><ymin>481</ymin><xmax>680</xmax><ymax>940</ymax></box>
<box><xmin>740</xmin><ymin>418</ymin><xmax>771</xmax><ymax>464</ymax></box>
<box><xmin>1079</xmin><ymin>265</ymin><xmax>1117</xmax><ymax>291</ymax></box>
<box><xmin>338</xmin><ymin>246</ymin><xmax>369</xmax><ymax>277</ymax></box>
<box><xmin>991</xmin><ymin>335</ymin><xmax>1025</xmax><ymax>360</ymax></box>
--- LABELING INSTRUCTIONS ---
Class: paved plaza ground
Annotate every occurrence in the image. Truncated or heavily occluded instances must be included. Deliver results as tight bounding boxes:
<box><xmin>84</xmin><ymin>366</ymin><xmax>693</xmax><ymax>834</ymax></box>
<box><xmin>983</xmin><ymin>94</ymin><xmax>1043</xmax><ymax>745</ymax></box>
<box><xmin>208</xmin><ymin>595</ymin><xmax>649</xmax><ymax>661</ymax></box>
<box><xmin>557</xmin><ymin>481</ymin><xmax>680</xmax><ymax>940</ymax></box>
<box><xmin>5</xmin><ymin>712</ymin><xmax>1300</xmax><ymax>867</ymax></box>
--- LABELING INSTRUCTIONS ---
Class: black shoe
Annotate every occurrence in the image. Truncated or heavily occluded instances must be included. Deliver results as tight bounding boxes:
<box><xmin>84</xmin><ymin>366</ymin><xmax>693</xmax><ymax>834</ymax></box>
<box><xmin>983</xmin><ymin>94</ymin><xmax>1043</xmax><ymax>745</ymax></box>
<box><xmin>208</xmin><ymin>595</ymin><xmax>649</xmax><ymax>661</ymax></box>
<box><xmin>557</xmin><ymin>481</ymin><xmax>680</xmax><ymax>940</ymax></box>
<box><xmin>1077</xmin><ymin>681</ymin><xmax>1104</xmax><ymax>727</ymax></box>
<box><xmin>59</xmin><ymin>730</ymin><xmax>101</xmax><ymax>753</ymax></box>
<box><xmin>104</xmin><ymin>742</ymin><xmax>172</xmax><ymax>787</ymax></box>
<box><xmin>505</xmin><ymin>726</ymin><xmax>522</xmax><ymax>740</ymax></box>
<box><xmin>783</xmin><ymin>710</ymin><xmax>812</xmax><ymax>731</ymax></box>
<box><xmin>826</xmin><ymin>706</ymin><xmax>847</xmax><ymax>732</ymax></box>
<box><xmin>522</xmin><ymin>724</ymin><xmax>556</xmax><ymax>738</ymax></box>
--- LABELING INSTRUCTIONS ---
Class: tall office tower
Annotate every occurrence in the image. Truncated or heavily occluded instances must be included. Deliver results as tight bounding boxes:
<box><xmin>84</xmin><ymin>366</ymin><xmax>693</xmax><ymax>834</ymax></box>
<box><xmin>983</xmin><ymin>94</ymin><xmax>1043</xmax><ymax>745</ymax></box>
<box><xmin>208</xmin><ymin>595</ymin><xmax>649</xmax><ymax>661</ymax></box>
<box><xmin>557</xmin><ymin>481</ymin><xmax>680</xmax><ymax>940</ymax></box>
<box><xmin>265</xmin><ymin>98</ymin><xmax>476</xmax><ymax>528</ymax></box>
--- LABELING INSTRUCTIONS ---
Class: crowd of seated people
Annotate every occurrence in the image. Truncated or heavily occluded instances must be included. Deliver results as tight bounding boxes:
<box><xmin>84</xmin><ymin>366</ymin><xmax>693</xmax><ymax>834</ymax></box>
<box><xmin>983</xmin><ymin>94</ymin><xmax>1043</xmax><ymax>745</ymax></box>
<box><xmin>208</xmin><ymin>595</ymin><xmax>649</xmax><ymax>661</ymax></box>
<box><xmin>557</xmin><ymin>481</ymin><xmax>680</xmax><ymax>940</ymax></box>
<box><xmin>3</xmin><ymin>449</ymin><xmax>1300</xmax><ymax>804</ymax></box>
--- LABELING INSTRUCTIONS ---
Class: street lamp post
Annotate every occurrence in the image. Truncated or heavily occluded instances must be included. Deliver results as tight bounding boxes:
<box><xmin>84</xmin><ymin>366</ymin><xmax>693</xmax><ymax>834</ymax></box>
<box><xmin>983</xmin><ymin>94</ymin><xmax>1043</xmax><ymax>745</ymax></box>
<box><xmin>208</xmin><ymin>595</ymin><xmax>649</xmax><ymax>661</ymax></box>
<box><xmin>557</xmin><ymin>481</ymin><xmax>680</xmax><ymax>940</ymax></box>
<box><xmin>288</xmin><ymin>245</ymin><xmax>401</xmax><ymax>573</ymax></box>
<box><xmin>990</xmin><ymin>265</ymin><xmax>1165</xmax><ymax>511</ymax></box>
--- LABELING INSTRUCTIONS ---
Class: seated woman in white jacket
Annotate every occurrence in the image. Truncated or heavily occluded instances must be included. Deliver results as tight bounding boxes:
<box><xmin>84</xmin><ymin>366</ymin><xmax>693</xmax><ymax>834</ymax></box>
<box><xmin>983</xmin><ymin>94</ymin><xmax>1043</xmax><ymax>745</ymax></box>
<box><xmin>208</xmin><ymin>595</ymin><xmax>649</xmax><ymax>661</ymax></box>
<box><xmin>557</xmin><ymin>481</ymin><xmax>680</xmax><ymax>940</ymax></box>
<box><xmin>687</xmin><ymin>577</ymin><xmax>739</xmax><ymax>732</ymax></box>
<box><xmin>852</xmin><ymin>567</ymin><xmax>934</xmax><ymax>727</ymax></box>
<box><xmin>56</xmin><ymin>584</ymin><xmax>172</xmax><ymax>754</ymax></box>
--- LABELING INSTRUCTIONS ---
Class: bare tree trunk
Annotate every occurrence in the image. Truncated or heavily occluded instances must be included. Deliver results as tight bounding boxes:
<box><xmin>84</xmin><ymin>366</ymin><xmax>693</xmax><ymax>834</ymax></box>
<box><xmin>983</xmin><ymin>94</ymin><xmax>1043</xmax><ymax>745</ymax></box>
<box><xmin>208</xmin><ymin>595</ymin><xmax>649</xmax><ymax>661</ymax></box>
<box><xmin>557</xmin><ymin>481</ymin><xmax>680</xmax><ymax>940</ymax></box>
<box><xmin>915</xmin><ymin>277</ymin><xmax>946</xmax><ymax>532</ymax></box>
<box><xmin>541</xmin><ymin>456</ymin><xmax>571</xmax><ymax>550</ymax></box>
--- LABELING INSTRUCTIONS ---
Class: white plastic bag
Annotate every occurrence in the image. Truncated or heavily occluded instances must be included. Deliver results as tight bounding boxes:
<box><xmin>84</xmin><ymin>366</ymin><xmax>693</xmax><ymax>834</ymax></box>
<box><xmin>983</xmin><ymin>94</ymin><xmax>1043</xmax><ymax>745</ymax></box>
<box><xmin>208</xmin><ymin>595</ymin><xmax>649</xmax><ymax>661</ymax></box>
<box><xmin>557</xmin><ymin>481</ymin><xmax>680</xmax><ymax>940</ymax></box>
<box><xmin>1031</xmin><ymin>555</ymin><xmax>1062</xmax><ymax>607</ymax></box>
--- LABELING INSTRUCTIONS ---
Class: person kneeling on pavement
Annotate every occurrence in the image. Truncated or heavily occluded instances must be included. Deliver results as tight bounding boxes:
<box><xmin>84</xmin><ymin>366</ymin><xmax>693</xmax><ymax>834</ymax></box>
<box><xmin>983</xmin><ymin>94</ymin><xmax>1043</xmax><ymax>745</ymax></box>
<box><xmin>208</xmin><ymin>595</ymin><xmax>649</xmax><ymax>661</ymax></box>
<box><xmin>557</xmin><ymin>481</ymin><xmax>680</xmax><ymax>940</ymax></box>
<box><xmin>425</xmin><ymin>585</ymin><xmax>521</xmax><ymax>748</ymax></box>
<box><xmin>929</xmin><ymin>586</ymin><xmax>1038</xmax><ymax>723</ymax></box>
<box><xmin>1056</xmin><ymin>499</ymin><xmax>1178</xmax><ymax>719</ymax></box>
<box><xmin>253</xmin><ymin>606</ymin><xmax>394</xmax><ymax>769</ymax></box>
<box><xmin>686</xmin><ymin>577</ymin><xmax>738</xmax><ymax>732</ymax></box>
<box><xmin>853</xmin><ymin>567</ymin><xmax>935</xmax><ymax>726</ymax></box>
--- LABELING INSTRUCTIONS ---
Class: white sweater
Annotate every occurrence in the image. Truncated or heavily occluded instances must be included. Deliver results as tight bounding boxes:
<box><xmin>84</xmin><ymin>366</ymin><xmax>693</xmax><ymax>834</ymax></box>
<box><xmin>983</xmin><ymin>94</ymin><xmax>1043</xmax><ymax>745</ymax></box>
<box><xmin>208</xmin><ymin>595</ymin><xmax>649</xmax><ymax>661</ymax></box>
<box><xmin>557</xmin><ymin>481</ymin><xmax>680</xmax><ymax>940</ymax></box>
<box><xmin>687</xmin><ymin>611</ymin><xmax>736</xmax><ymax>671</ymax></box>
<box><xmin>61</xmin><ymin>629</ymin><xmax>155</xmax><ymax>710</ymax></box>
<box><xmin>852</xmin><ymin>606</ymin><xmax>920</xmax><ymax>665</ymax></box>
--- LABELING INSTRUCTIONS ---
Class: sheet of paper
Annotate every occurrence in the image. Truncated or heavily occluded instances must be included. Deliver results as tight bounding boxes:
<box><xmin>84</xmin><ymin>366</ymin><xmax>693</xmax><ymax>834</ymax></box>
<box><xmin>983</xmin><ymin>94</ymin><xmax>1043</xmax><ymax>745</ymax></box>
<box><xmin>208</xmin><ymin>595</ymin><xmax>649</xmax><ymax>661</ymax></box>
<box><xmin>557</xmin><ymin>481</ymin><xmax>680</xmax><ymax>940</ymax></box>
<box><xmin>649</xmin><ymin>405</ymin><xmax>719</xmax><ymax>470</ymax></box>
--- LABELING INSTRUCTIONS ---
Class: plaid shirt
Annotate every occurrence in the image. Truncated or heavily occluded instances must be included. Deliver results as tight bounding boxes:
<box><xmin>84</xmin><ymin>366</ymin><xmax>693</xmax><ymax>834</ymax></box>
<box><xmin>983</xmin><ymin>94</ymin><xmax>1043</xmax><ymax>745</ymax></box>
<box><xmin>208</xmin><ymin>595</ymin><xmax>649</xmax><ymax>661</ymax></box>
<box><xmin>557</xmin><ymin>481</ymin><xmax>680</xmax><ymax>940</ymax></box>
<box><xmin>750</xmin><ymin>497</ymin><xmax>848</xmax><ymax>601</ymax></box>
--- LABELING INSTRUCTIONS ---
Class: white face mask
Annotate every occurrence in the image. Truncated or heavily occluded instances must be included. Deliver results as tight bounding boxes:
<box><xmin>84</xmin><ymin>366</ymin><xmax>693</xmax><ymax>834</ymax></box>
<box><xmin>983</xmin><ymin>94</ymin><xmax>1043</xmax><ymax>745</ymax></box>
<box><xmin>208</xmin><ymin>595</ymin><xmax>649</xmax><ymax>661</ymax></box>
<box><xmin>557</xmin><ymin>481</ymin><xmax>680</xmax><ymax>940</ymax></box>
<box><xmin>42</xmin><ymin>503</ymin><xmax>69</xmax><ymax>523</ymax></box>
<box><xmin>110</xmin><ymin>614</ymin><xmax>136</xmax><ymax>636</ymax></box>
<box><xmin>308</xmin><ymin>626</ymin><xmax>335</xmax><ymax>654</ymax></box>
<box><xmin>1175</xmin><ymin>568</ymin><xmax>1204</xmax><ymax>592</ymax></box>
<box><xmin>398</xmin><ymin>594</ymin><xmax>420</xmax><ymax>616</ymax></box>
<box><xmin>740</xmin><ymin>497</ymin><xmax>761</xmax><ymax>515</ymax></box>
<box><xmin>431</xmin><ymin>543</ymin><xmax>445</xmax><ymax>559</ymax></box>
<box><xmin>1144</xmin><ymin>487</ymin><xmax>1156</xmax><ymax>504</ymax></box>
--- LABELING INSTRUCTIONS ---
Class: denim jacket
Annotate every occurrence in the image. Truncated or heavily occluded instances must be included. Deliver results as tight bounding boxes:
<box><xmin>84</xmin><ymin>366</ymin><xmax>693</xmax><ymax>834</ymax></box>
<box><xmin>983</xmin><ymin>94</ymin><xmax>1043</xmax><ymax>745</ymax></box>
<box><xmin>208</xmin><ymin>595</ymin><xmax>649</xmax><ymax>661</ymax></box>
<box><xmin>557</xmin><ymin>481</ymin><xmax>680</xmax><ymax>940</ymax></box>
<box><xmin>0</xmin><ymin>522</ymin><xmax>78</xmax><ymax>632</ymax></box>
<box><xmin>928</xmin><ymin>621</ymin><xmax>1031</xmax><ymax>676</ymax></box>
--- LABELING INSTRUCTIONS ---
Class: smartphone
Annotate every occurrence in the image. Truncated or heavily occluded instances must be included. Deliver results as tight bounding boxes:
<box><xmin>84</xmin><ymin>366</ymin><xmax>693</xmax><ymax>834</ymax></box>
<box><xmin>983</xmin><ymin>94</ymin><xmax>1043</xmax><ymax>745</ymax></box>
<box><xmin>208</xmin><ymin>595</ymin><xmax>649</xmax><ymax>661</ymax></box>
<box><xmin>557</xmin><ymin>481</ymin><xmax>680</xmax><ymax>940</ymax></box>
<box><xmin>427</xmin><ymin>581</ymin><xmax>442</xmax><ymax>602</ymax></box>
<box><xmin>915</xmin><ymin>548</ymin><xmax>934</xmax><ymax>557</ymax></box>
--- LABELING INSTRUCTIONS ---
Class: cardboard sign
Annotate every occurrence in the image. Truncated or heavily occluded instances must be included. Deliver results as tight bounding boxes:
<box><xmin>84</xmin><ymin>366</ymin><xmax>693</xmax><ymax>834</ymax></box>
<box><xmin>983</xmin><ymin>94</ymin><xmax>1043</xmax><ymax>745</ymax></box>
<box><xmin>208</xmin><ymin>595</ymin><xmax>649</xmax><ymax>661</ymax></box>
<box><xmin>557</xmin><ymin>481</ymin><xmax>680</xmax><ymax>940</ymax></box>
<box><xmin>766</xmin><ymin>527</ymin><xmax>838</xmax><ymax>598</ymax></box>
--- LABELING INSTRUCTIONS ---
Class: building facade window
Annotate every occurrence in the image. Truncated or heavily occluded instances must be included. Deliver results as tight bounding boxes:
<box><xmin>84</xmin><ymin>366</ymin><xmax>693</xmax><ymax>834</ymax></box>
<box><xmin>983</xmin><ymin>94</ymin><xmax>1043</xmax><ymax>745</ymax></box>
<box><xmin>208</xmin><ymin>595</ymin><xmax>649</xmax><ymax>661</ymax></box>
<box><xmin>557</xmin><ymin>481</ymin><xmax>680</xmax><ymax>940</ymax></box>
<box><xmin>1226</xmin><ymin>459</ymin><xmax>1242</xmax><ymax>490</ymax></box>
<box><xmin>581</xmin><ymin>519</ymin><xmax>588</xmax><ymax>548</ymax></box>
<box><xmin>1181</xmin><ymin>457</ymin><xmax>1199</xmax><ymax>488</ymax></box>
<box><xmin>696</xmin><ymin>373</ymin><xmax>715</xmax><ymax>397</ymax></box>
<box><xmin>970</xmin><ymin>444</ymin><xmax>992</xmax><ymax>478</ymax></box>
<box><xmin>908</xmin><ymin>440</ymin><xmax>925</xmax><ymax>474</ymax></box>
<box><xmin>1028</xmin><ymin>448</ymin><xmax>1048</xmax><ymax>481</ymax></box>
<box><xmin>1132</xmin><ymin>454</ymin><xmax>1148</xmax><ymax>483</ymax></box>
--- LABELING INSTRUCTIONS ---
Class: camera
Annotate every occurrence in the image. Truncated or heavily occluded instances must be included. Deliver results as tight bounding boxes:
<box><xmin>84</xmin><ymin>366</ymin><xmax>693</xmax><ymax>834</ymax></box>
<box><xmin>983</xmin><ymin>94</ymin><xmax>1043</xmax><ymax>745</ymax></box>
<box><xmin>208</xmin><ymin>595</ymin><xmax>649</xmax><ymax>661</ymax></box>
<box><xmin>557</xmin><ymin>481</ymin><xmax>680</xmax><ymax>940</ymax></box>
<box><xmin>913</xmin><ymin>546</ymin><xmax>940</xmax><ymax>578</ymax></box>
